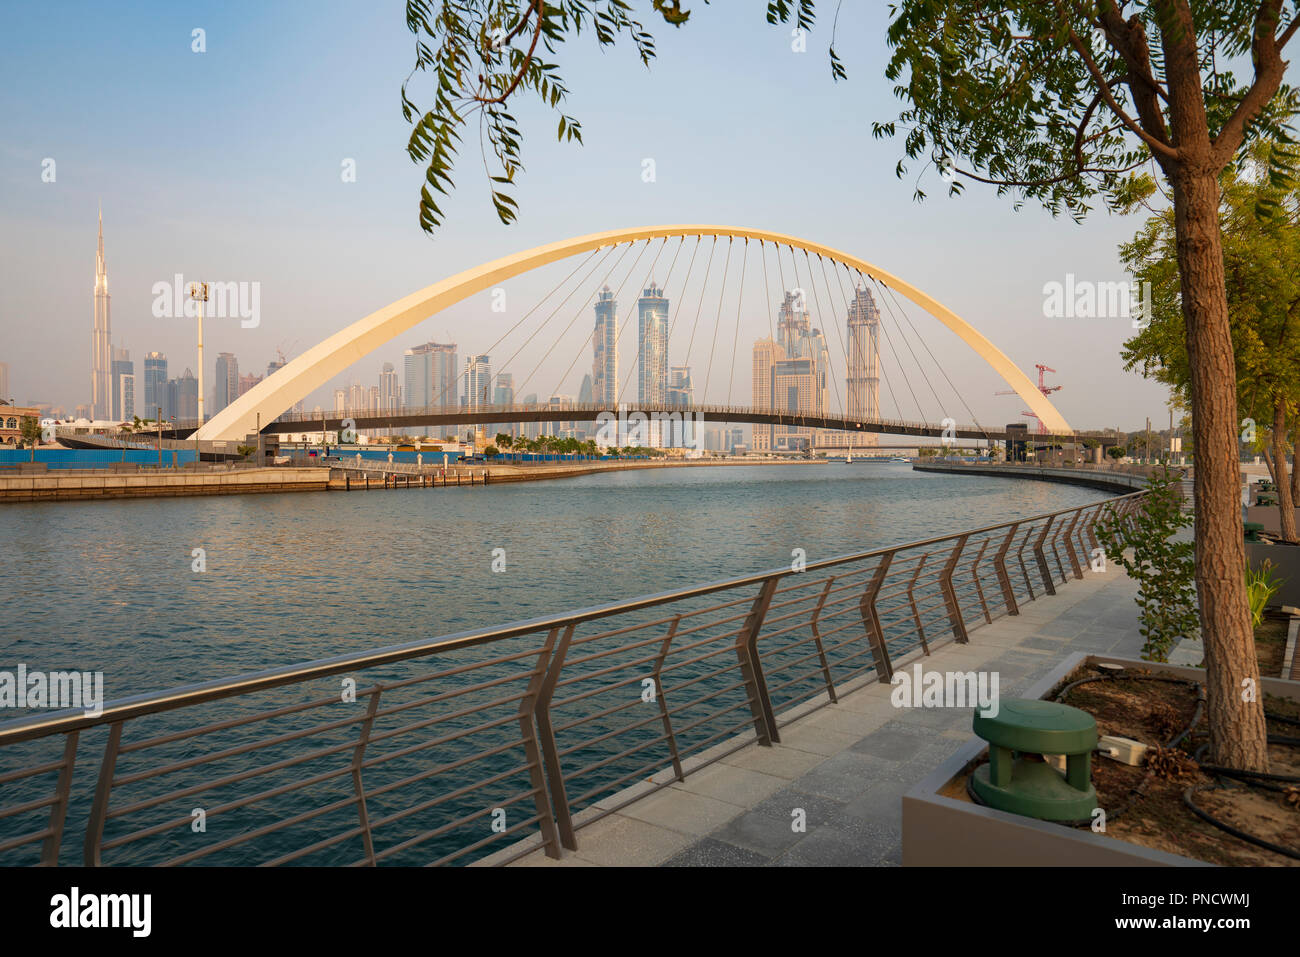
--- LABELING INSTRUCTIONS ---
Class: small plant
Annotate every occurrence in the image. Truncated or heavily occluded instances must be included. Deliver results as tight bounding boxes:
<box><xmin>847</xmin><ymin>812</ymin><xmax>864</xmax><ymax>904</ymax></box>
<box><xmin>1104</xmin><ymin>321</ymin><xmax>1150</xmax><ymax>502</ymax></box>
<box><xmin>1096</xmin><ymin>466</ymin><xmax>1198</xmax><ymax>662</ymax></box>
<box><xmin>1245</xmin><ymin>558</ymin><xmax>1282</xmax><ymax>628</ymax></box>
<box><xmin>236</xmin><ymin>444</ymin><xmax>256</xmax><ymax>460</ymax></box>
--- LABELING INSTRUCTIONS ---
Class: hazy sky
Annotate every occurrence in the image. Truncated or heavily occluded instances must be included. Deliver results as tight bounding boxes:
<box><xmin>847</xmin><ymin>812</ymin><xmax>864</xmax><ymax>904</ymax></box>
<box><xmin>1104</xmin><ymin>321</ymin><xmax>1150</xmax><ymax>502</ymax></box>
<box><xmin>3</xmin><ymin>1</ymin><xmax>1293</xmax><ymax>432</ymax></box>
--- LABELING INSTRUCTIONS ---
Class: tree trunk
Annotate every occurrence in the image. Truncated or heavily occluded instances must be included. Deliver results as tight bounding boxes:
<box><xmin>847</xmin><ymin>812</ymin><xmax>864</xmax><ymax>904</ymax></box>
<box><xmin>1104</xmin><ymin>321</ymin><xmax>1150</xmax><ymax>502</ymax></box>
<box><xmin>1290</xmin><ymin>421</ymin><xmax>1300</xmax><ymax>504</ymax></box>
<box><xmin>1171</xmin><ymin>167</ymin><xmax>1270</xmax><ymax>773</ymax></box>
<box><xmin>1272</xmin><ymin>400</ymin><xmax>1297</xmax><ymax>543</ymax></box>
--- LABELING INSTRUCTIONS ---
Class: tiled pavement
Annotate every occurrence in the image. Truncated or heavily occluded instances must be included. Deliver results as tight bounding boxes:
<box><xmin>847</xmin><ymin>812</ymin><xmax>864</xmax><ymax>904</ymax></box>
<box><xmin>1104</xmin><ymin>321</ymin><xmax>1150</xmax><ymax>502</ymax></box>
<box><xmin>506</xmin><ymin>563</ymin><xmax>1146</xmax><ymax>867</ymax></box>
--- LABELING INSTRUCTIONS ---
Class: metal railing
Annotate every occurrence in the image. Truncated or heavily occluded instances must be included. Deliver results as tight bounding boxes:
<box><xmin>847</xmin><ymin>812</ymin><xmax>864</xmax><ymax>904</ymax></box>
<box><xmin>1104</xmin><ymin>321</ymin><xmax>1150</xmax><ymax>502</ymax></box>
<box><xmin>0</xmin><ymin>491</ymin><xmax>1143</xmax><ymax>867</ymax></box>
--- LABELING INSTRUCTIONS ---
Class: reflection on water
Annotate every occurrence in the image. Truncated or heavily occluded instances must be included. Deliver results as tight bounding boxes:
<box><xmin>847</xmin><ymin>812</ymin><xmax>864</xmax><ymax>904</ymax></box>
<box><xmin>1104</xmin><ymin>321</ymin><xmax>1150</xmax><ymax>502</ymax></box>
<box><xmin>0</xmin><ymin>463</ymin><xmax>1107</xmax><ymax>698</ymax></box>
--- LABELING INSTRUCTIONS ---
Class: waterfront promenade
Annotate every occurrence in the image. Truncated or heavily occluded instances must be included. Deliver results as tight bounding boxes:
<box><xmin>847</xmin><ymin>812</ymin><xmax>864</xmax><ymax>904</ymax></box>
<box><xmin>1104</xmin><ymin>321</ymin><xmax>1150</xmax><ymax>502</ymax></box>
<box><xmin>496</xmin><ymin>560</ymin><xmax>1145</xmax><ymax>866</ymax></box>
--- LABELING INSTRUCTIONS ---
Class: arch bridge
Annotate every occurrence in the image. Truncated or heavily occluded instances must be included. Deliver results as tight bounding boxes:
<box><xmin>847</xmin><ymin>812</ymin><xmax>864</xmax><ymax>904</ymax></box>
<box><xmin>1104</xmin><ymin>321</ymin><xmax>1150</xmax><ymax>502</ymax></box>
<box><xmin>192</xmin><ymin>226</ymin><xmax>1072</xmax><ymax>444</ymax></box>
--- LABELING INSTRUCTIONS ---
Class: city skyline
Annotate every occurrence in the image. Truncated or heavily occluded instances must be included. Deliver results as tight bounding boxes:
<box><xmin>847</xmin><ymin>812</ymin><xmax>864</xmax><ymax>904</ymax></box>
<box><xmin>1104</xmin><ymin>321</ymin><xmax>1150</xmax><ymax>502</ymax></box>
<box><xmin>0</xmin><ymin>3</ymin><xmax>1248</xmax><ymax>431</ymax></box>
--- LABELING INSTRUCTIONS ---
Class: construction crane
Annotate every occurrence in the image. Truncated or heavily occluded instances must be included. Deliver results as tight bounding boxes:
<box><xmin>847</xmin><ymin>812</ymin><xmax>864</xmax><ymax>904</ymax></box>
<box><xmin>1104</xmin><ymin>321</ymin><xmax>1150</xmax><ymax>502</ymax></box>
<box><xmin>994</xmin><ymin>363</ymin><xmax>1062</xmax><ymax>434</ymax></box>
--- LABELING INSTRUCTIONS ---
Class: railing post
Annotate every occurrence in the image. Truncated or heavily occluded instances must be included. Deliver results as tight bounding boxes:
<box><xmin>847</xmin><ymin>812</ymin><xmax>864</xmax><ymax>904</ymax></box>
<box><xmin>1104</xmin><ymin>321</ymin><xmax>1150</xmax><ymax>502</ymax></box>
<box><xmin>735</xmin><ymin>579</ymin><xmax>780</xmax><ymax>746</ymax></box>
<box><xmin>905</xmin><ymin>554</ymin><xmax>930</xmax><ymax>654</ymax></box>
<box><xmin>809</xmin><ymin>577</ymin><xmax>838</xmax><ymax>703</ymax></box>
<box><xmin>351</xmin><ymin>687</ymin><xmax>383</xmax><ymax>866</ymax></box>
<box><xmin>652</xmin><ymin>617</ymin><xmax>685</xmax><ymax>780</ymax></box>
<box><xmin>84</xmin><ymin>721</ymin><xmax>123</xmax><ymax>866</ymax></box>
<box><xmin>41</xmin><ymin>731</ymin><xmax>79</xmax><ymax>866</ymax></box>
<box><xmin>939</xmin><ymin>535</ymin><xmax>971</xmax><ymax>643</ymax></box>
<box><xmin>533</xmin><ymin>624</ymin><xmax>576</xmax><ymax>852</ymax></box>
<box><xmin>1060</xmin><ymin>508</ymin><xmax>1084</xmax><ymax>580</ymax></box>
<box><xmin>517</xmin><ymin>626</ymin><xmax>568</xmax><ymax>858</ymax></box>
<box><xmin>859</xmin><ymin>553</ymin><xmax>895</xmax><ymax>682</ymax></box>
<box><xmin>1083</xmin><ymin>502</ymin><xmax>1105</xmax><ymax>554</ymax></box>
<box><xmin>993</xmin><ymin>523</ymin><xmax>1020</xmax><ymax>616</ymax></box>
<box><xmin>969</xmin><ymin>538</ymin><xmax>993</xmax><ymax>624</ymax></box>
<box><xmin>1033</xmin><ymin>517</ymin><xmax>1058</xmax><ymax>596</ymax></box>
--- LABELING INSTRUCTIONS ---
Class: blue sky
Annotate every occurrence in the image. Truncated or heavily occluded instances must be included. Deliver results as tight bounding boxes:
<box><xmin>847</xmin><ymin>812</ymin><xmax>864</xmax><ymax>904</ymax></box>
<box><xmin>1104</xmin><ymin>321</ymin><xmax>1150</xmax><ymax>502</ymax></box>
<box><xmin>2</xmin><ymin>1</ymin><xmax>1291</xmax><ymax>431</ymax></box>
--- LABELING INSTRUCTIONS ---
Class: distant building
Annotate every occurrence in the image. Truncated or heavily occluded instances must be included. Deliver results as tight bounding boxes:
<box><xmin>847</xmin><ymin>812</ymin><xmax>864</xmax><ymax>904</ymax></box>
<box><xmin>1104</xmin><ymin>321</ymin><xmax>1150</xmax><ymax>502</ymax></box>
<box><xmin>845</xmin><ymin>285</ymin><xmax>881</xmax><ymax>449</ymax></box>
<box><xmin>110</xmin><ymin>347</ymin><xmax>134</xmax><ymax>420</ymax></box>
<box><xmin>238</xmin><ymin>372</ymin><xmax>262</xmax><ymax>397</ymax></box>
<box><xmin>751</xmin><ymin>290</ymin><xmax>830</xmax><ymax>451</ymax></box>
<box><xmin>404</xmin><ymin>341</ymin><xmax>457</xmax><ymax>436</ymax></box>
<box><xmin>667</xmin><ymin>366</ymin><xmax>693</xmax><ymax>407</ymax></box>
<box><xmin>143</xmin><ymin>352</ymin><xmax>168</xmax><ymax>418</ymax></box>
<box><xmin>117</xmin><ymin>373</ymin><xmax>135</xmax><ymax>421</ymax></box>
<box><xmin>166</xmin><ymin>369</ymin><xmax>198</xmax><ymax>422</ymax></box>
<box><xmin>0</xmin><ymin>361</ymin><xmax>10</xmax><ymax>403</ymax></box>
<box><xmin>493</xmin><ymin>372</ymin><xmax>516</xmax><ymax>439</ymax></box>
<box><xmin>379</xmin><ymin>362</ymin><xmax>401</xmax><ymax>414</ymax></box>
<box><xmin>463</xmin><ymin>354</ymin><xmax>492</xmax><ymax>411</ymax></box>
<box><xmin>751</xmin><ymin>338</ymin><xmax>784</xmax><ymax>451</ymax></box>
<box><xmin>266</xmin><ymin>357</ymin><xmax>303</xmax><ymax>421</ymax></box>
<box><xmin>214</xmin><ymin>353</ymin><xmax>239</xmax><ymax>415</ymax></box>
<box><xmin>91</xmin><ymin>209</ymin><xmax>113</xmax><ymax>420</ymax></box>
<box><xmin>0</xmin><ymin>402</ymin><xmax>39</xmax><ymax>446</ymax></box>
<box><xmin>521</xmin><ymin>392</ymin><xmax>540</xmax><ymax>440</ymax></box>
<box><xmin>637</xmin><ymin>284</ymin><xmax>668</xmax><ymax>407</ymax></box>
<box><xmin>404</xmin><ymin>342</ymin><xmax>457</xmax><ymax>410</ymax></box>
<box><xmin>546</xmin><ymin>394</ymin><xmax>576</xmax><ymax>438</ymax></box>
<box><xmin>593</xmin><ymin>286</ymin><xmax>618</xmax><ymax>407</ymax></box>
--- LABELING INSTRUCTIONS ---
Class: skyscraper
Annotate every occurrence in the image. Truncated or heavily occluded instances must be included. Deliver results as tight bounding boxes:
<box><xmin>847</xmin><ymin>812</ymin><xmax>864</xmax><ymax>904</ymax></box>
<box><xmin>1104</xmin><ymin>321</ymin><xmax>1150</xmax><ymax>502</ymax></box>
<box><xmin>214</xmin><ymin>353</ymin><xmax>239</xmax><ymax>414</ymax></box>
<box><xmin>636</xmin><ymin>284</ymin><xmax>668</xmax><ymax>406</ymax></box>
<box><xmin>166</xmin><ymin>369</ymin><xmax>198</xmax><ymax>422</ymax></box>
<box><xmin>143</xmin><ymin>352</ymin><xmax>168</xmax><ymax>418</ymax></box>
<box><xmin>593</xmin><ymin>286</ymin><xmax>618</xmax><ymax>407</ymax></box>
<box><xmin>463</xmin><ymin>355</ymin><xmax>492</xmax><ymax>411</ymax></box>
<box><xmin>0</xmin><ymin>362</ymin><xmax>10</xmax><ymax>403</ymax></box>
<box><xmin>91</xmin><ymin>208</ymin><xmax>112</xmax><ymax>420</ymax></box>
<box><xmin>667</xmin><ymin>366</ymin><xmax>693</xmax><ymax>407</ymax></box>
<box><xmin>846</xmin><ymin>285</ymin><xmax>881</xmax><ymax>449</ymax></box>
<box><xmin>636</xmin><ymin>284</ymin><xmax>669</xmax><ymax>446</ymax></box>
<box><xmin>493</xmin><ymin>372</ymin><xmax>515</xmax><ymax>439</ymax></box>
<box><xmin>751</xmin><ymin>338</ymin><xmax>784</xmax><ymax>451</ymax></box>
<box><xmin>111</xmin><ymin>347</ymin><xmax>134</xmax><ymax>421</ymax></box>
<box><xmin>770</xmin><ymin>290</ymin><xmax>830</xmax><ymax>449</ymax></box>
<box><xmin>379</xmin><ymin>363</ymin><xmax>401</xmax><ymax>414</ymax></box>
<box><xmin>403</xmin><ymin>342</ymin><xmax>458</xmax><ymax>410</ymax></box>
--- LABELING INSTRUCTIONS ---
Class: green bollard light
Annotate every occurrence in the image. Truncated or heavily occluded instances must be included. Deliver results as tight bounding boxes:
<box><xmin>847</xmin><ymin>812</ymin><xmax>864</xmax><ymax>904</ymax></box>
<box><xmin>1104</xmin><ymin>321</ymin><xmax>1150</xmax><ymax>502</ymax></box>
<box><xmin>971</xmin><ymin>698</ymin><xmax>1097</xmax><ymax>823</ymax></box>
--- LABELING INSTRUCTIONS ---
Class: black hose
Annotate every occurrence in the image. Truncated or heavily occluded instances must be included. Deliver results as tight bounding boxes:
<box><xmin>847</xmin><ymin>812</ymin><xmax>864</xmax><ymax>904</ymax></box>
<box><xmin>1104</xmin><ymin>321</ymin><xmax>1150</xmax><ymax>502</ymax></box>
<box><xmin>1183</xmin><ymin>783</ymin><xmax>1300</xmax><ymax>861</ymax></box>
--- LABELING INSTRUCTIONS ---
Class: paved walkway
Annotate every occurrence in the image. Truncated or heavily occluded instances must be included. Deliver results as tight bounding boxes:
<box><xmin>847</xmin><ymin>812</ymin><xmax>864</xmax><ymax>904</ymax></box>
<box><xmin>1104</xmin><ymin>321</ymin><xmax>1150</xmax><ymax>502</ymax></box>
<box><xmin>508</xmin><ymin>562</ymin><xmax>1146</xmax><ymax>867</ymax></box>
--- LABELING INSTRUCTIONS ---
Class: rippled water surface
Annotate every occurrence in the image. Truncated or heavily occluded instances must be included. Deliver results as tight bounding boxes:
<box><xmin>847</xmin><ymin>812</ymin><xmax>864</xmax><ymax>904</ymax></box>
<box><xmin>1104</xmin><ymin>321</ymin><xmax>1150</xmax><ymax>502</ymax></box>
<box><xmin>0</xmin><ymin>463</ymin><xmax>1107</xmax><ymax>695</ymax></box>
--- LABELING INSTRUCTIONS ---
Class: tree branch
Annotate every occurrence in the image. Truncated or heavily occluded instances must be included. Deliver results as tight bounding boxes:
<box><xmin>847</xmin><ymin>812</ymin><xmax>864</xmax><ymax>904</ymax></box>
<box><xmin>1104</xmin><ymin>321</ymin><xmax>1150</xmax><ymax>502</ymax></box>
<box><xmin>1211</xmin><ymin>0</ymin><xmax>1287</xmax><ymax>165</ymax></box>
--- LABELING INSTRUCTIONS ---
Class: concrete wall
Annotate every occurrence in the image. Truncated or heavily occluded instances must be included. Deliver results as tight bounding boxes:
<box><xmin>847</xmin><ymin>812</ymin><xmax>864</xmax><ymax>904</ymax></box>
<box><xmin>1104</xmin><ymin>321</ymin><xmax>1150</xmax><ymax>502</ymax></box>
<box><xmin>912</xmin><ymin>461</ymin><xmax>1148</xmax><ymax>494</ymax></box>
<box><xmin>0</xmin><ymin>467</ymin><xmax>327</xmax><ymax>502</ymax></box>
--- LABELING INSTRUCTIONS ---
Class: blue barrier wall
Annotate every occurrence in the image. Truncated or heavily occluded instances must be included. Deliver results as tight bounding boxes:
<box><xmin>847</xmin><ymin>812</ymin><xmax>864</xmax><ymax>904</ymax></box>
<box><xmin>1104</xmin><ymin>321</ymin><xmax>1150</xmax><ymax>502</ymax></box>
<box><xmin>0</xmin><ymin>449</ymin><xmax>199</xmax><ymax>469</ymax></box>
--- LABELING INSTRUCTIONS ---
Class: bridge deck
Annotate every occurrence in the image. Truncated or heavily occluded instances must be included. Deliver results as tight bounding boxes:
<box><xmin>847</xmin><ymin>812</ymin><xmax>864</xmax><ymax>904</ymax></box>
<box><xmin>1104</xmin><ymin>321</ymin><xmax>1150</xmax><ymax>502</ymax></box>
<box><xmin>156</xmin><ymin>402</ymin><xmax>1078</xmax><ymax>444</ymax></box>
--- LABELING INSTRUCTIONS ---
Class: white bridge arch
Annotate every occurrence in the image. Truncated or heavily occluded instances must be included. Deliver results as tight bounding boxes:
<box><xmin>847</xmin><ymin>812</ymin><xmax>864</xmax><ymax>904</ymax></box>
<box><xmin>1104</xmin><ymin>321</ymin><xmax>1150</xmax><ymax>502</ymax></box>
<box><xmin>197</xmin><ymin>225</ymin><xmax>1071</xmax><ymax>441</ymax></box>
